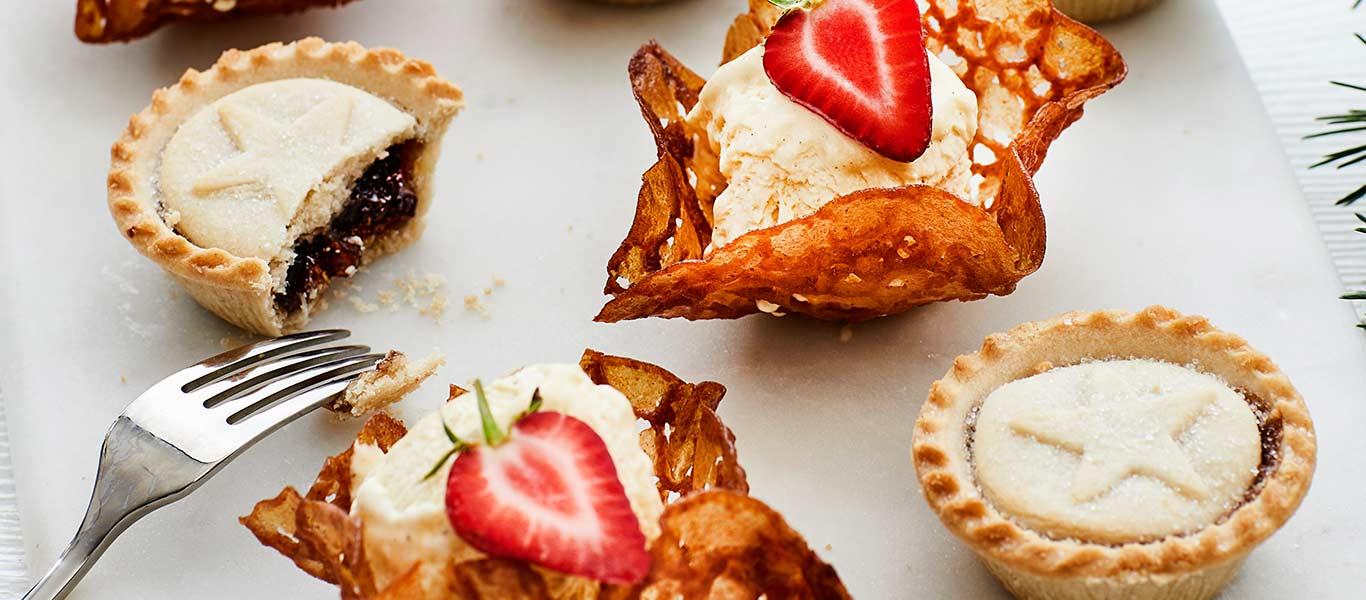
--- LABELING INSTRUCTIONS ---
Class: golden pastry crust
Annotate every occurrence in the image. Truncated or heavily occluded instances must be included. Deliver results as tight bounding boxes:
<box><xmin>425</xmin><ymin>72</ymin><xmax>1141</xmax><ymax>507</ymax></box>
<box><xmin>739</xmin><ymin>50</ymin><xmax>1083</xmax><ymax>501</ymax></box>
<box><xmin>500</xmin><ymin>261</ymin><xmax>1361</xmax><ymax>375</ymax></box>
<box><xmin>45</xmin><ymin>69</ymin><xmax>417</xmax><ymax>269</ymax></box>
<box><xmin>911</xmin><ymin>307</ymin><xmax>1315</xmax><ymax>585</ymax></box>
<box><xmin>597</xmin><ymin>0</ymin><xmax>1126</xmax><ymax>323</ymax></box>
<box><xmin>330</xmin><ymin>350</ymin><xmax>445</xmax><ymax>417</ymax></box>
<box><xmin>107</xmin><ymin>38</ymin><xmax>463</xmax><ymax>335</ymax></box>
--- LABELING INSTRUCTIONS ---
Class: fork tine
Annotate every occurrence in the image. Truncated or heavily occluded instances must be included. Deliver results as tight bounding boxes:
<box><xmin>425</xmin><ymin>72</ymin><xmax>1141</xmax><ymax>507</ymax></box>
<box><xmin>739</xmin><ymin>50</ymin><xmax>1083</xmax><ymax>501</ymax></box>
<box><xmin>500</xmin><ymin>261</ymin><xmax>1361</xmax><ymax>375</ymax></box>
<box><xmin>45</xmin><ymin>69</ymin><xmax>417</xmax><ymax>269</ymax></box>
<box><xmin>227</xmin><ymin>377</ymin><xmax>357</xmax><ymax>447</ymax></box>
<box><xmin>196</xmin><ymin>344</ymin><xmax>371</xmax><ymax>408</ymax></box>
<box><xmin>216</xmin><ymin>353</ymin><xmax>387</xmax><ymax>424</ymax></box>
<box><xmin>179</xmin><ymin>329</ymin><xmax>350</xmax><ymax>393</ymax></box>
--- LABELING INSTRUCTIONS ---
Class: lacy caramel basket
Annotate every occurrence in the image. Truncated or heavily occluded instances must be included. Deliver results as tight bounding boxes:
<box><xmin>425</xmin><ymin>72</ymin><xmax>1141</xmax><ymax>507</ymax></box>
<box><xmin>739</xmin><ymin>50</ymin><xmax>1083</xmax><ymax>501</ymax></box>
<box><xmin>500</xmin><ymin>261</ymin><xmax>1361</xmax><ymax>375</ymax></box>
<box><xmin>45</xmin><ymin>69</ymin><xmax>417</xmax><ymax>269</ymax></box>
<box><xmin>598</xmin><ymin>0</ymin><xmax>1126</xmax><ymax>323</ymax></box>
<box><xmin>243</xmin><ymin>350</ymin><xmax>850</xmax><ymax>599</ymax></box>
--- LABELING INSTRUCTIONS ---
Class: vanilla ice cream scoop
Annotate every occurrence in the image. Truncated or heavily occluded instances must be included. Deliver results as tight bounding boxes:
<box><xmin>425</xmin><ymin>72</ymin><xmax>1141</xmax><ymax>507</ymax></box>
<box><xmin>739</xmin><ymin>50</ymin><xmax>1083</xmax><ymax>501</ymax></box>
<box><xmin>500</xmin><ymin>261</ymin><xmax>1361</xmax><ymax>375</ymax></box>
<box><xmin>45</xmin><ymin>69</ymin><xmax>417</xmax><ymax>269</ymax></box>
<box><xmin>689</xmin><ymin>46</ymin><xmax>979</xmax><ymax>251</ymax></box>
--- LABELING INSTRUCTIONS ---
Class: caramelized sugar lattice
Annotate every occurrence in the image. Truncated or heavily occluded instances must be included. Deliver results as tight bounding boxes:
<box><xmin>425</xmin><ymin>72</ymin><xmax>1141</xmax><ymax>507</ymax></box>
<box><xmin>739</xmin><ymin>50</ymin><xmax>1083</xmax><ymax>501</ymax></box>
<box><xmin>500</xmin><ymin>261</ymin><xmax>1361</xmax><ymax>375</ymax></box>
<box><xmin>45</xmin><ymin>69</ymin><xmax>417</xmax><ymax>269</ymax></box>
<box><xmin>242</xmin><ymin>350</ymin><xmax>847</xmax><ymax>598</ymax></box>
<box><xmin>599</xmin><ymin>0</ymin><xmax>1126</xmax><ymax>323</ymax></box>
<box><xmin>621</xmin><ymin>490</ymin><xmax>852</xmax><ymax>599</ymax></box>
<box><xmin>75</xmin><ymin>0</ymin><xmax>358</xmax><ymax>43</ymax></box>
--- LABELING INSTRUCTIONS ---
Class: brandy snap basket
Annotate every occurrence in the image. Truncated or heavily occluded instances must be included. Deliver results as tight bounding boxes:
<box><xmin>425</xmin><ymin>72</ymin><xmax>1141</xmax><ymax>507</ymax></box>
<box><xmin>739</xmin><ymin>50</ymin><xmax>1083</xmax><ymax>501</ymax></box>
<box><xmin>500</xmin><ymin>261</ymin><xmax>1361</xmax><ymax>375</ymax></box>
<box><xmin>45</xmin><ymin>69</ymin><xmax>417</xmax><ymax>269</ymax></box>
<box><xmin>242</xmin><ymin>350</ymin><xmax>850</xmax><ymax>599</ymax></box>
<box><xmin>75</xmin><ymin>0</ymin><xmax>359</xmax><ymax>43</ymax></box>
<box><xmin>597</xmin><ymin>0</ymin><xmax>1126</xmax><ymax>323</ymax></box>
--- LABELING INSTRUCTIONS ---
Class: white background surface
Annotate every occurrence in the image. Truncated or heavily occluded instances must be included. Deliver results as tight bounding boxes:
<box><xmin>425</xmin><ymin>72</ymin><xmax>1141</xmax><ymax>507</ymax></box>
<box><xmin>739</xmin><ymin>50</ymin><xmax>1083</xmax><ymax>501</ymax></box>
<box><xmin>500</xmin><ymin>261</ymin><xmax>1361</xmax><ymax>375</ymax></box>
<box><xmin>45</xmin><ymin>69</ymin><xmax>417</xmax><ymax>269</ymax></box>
<box><xmin>2</xmin><ymin>0</ymin><xmax>1365</xmax><ymax>598</ymax></box>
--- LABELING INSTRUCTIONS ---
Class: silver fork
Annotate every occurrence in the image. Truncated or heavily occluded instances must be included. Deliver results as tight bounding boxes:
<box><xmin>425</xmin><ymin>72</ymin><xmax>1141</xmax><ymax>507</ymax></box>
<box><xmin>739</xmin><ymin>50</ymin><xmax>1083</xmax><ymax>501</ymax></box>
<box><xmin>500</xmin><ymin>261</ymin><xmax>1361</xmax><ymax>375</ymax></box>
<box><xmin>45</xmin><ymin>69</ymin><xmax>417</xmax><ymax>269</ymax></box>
<box><xmin>22</xmin><ymin>330</ymin><xmax>387</xmax><ymax>600</ymax></box>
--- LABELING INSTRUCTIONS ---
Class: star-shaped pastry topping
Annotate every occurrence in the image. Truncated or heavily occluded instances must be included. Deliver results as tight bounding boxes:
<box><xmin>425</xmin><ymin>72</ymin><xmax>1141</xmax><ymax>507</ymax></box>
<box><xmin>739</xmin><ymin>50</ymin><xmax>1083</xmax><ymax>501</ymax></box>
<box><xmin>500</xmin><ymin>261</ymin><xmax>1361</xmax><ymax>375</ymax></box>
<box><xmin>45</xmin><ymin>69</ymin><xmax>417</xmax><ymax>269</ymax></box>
<box><xmin>1009</xmin><ymin>369</ymin><xmax>1217</xmax><ymax>503</ymax></box>
<box><xmin>192</xmin><ymin>96</ymin><xmax>356</xmax><ymax>207</ymax></box>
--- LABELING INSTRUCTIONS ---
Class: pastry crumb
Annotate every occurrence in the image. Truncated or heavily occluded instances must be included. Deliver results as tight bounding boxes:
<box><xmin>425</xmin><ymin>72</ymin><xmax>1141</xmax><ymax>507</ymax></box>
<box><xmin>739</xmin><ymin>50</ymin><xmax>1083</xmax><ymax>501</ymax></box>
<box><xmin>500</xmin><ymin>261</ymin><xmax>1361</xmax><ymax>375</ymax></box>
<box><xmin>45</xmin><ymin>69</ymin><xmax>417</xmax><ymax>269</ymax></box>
<box><xmin>338</xmin><ymin>270</ymin><xmax>508</xmax><ymax>322</ymax></box>
<box><xmin>420</xmin><ymin>294</ymin><xmax>448</xmax><ymax>320</ymax></box>
<box><xmin>219</xmin><ymin>335</ymin><xmax>251</xmax><ymax>349</ymax></box>
<box><xmin>824</xmin><ymin>543</ymin><xmax>832</xmax><ymax>552</ymax></box>
<box><xmin>119</xmin><ymin>375</ymin><xmax>128</xmax><ymax>384</ymax></box>
<box><xmin>349</xmin><ymin>296</ymin><xmax>379</xmax><ymax>313</ymax></box>
<box><xmin>341</xmin><ymin>269</ymin><xmax>449</xmax><ymax>321</ymax></box>
<box><xmin>839</xmin><ymin>325</ymin><xmax>853</xmax><ymax>343</ymax></box>
<box><xmin>464</xmin><ymin>294</ymin><xmax>490</xmax><ymax>318</ymax></box>
<box><xmin>330</xmin><ymin>350</ymin><xmax>444</xmax><ymax>417</ymax></box>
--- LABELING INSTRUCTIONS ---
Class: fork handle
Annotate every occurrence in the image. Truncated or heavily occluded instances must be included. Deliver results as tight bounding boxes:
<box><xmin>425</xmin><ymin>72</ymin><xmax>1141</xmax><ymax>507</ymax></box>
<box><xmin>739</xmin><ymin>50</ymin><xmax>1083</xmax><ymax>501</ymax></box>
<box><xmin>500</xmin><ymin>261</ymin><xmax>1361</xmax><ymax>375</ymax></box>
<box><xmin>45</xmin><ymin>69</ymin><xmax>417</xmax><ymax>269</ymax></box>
<box><xmin>23</xmin><ymin>418</ymin><xmax>210</xmax><ymax>600</ymax></box>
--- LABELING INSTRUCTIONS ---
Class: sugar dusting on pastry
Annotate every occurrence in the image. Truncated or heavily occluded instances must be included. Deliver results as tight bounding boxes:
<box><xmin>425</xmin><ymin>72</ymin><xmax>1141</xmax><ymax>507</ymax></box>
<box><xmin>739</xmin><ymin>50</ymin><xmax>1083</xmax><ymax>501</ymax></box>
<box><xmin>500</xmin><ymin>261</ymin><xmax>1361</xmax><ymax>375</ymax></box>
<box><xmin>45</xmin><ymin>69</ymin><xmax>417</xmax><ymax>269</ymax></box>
<box><xmin>971</xmin><ymin>359</ymin><xmax>1261</xmax><ymax>544</ymax></box>
<box><xmin>159</xmin><ymin>78</ymin><xmax>416</xmax><ymax>261</ymax></box>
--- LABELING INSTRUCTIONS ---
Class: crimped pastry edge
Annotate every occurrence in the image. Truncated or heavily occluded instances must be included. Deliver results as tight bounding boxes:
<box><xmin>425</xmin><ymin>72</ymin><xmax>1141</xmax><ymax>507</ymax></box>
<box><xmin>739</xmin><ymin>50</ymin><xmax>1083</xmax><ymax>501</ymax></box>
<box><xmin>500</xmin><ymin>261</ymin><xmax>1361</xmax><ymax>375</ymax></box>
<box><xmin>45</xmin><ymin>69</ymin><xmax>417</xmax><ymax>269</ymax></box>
<box><xmin>107</xmin><ymin>37</ymin><xmax>463</xmax><ymax>335</ymax></box>
<box><xmin>910</xmin><ymin>305</ymin><xmax>1316</xmax><ymax>584</ymax></box>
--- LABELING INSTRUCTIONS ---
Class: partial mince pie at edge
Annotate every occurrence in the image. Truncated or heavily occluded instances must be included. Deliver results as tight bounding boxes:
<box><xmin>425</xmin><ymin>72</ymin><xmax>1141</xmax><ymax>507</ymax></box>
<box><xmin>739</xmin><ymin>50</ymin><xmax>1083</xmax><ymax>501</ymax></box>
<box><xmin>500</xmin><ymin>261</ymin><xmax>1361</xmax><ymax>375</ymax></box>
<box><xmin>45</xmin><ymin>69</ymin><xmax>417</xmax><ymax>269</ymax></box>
<box><xmin>108</xmin><ymin>38</ymin><xmax>462</xmax><ymax>336</ymax></box>
<box><xmin>912</xmin><ymin>306</ymin><xmax>1315</xmax><ymax>600</ymax></box>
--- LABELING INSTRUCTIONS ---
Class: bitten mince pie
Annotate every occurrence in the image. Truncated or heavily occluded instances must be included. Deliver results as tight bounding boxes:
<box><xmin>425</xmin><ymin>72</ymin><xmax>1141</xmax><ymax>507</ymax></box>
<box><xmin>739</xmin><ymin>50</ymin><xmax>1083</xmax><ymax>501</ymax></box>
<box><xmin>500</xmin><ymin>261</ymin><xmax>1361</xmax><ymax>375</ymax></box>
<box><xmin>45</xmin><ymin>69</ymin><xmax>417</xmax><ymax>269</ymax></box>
<box><xmin>108</xmin><ymin>38</ymin><xmax>462</xmax><ymax>335</ymax></box>
<box><xmin>243</xmin><ymin>350</ymin><xmax>850</xmax><ymax>599</ymax></box>
<box><xmin>912</xmin><ymin>307</ymin><xmax>1316</xmax><ymax>600</ymax></box>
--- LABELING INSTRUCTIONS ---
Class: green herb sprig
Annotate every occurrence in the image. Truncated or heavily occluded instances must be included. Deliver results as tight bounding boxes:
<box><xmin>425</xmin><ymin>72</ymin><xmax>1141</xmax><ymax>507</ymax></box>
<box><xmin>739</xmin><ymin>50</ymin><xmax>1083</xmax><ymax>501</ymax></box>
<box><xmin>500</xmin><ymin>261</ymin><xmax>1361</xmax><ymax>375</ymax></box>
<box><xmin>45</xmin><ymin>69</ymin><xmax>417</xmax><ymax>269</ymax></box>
<box><xmin>421</xmin><ymin>383</ymin><xmax>544</xmax><ymax>480</ymax></box>
<box><xmin>1307</xmin><ymin>34</ymin><xmax>1366</xmax><ymax>206</ymax></box>
<box><xmin>1354</xmin><ymin>201</ymin><xmax>1366</xmax><ymax>327</ymax></box>
<box><xmin>1355</xmin><ymin>5</ymin><xmax>1365</xmax><ymax>326</ymax></box>
<box><xmin>422</xmin><ymin>415</ymin><xmax>468</xmax><ymax>480</ymax></box>
<box><xmin>1309</xmin><ymin>22</ymin><xmax>1366</xmax><ymax>325</ymax></box>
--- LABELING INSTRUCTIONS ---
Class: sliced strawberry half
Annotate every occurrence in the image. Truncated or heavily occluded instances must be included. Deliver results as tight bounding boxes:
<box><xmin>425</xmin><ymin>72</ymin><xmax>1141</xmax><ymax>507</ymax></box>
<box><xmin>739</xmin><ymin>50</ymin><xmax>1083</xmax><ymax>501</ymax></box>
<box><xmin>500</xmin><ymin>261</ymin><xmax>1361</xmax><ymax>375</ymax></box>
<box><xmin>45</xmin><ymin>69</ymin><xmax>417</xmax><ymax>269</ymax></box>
<box><xmin>763</xmin><ymin>0</ymin><xmax>934</xmax><ymax>162</ymax></box>
<box><xmin>444</xmin><ymin>391</ymin><xmax>649</xmax><ymax>584</ymax></box>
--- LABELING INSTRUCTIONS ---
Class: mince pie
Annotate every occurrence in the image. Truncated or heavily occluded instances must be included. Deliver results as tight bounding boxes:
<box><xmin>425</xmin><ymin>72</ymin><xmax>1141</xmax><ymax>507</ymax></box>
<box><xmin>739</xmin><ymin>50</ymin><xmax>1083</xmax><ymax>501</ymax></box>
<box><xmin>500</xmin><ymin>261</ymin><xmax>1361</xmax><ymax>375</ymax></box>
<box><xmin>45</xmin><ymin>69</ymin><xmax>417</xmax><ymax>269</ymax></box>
<box><xmin>912</xmin><ymin>306</ymin><xmax>1315</xmax><ymax>600</ymax></box>
<box><xmin>109</xmin><ymin>38</ymin><xmax>462</xmax><ymax>335</ymax></box>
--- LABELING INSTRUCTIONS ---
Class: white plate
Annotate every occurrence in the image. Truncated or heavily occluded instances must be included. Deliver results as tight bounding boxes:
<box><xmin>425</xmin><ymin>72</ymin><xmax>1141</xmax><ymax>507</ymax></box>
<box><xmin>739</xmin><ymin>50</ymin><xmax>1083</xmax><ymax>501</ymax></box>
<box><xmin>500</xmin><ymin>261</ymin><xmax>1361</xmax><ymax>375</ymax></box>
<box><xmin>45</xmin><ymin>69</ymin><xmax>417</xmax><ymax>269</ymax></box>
<box><xmin>1</xmin><ymin>0</ymin><xmax>1364</xmax><ymax>597</ymax></box>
